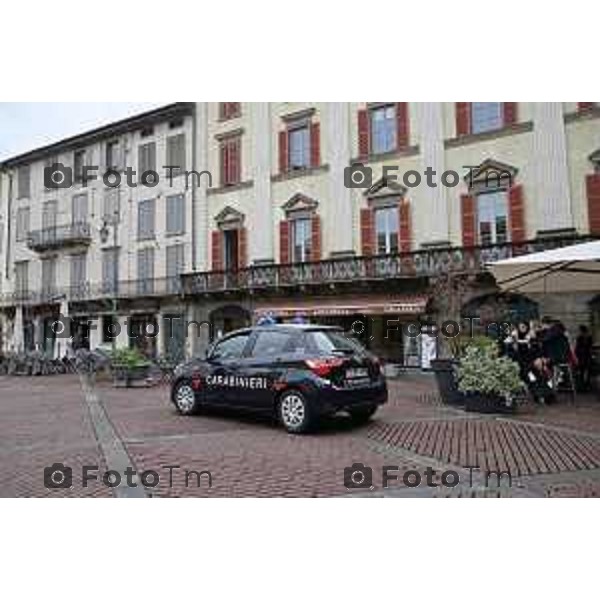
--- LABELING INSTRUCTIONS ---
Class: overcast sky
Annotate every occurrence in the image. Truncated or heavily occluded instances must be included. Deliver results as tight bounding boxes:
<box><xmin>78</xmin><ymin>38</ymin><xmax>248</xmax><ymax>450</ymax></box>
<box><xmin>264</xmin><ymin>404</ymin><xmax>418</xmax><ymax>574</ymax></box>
<box><xmin>0</xmin><ymin>102</ymin><xmax>167</xmax><ymax>161</ymax></box>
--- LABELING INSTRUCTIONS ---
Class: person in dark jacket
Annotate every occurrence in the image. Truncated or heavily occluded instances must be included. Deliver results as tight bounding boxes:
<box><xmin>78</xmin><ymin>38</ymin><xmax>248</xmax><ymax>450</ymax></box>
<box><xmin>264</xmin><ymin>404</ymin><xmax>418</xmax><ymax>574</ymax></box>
<box><xmin>575</xmin><ymin>325</ymin><xmax>594</xmax><ymax>391</ymax></box>
<box><xmin>540</xmin><ymin>318</ymin><xmax>571</xmax><ymax>366</ymax></box>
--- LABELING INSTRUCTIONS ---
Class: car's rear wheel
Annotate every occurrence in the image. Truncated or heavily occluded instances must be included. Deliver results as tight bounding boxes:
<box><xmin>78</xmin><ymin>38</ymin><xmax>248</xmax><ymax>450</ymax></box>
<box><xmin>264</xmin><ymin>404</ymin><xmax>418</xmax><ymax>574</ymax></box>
<box><xmin>278</xmin><ymin>390</ymin><xmax>314</xmax><ymax>434</ymax></box>
<box><xmin>173</xmin><ymin>380</ymin><xmax>200</xmax><ymax>415</ymax></box>
<box><xmin>348</xmin><ymin>404</ymin><xmax>378</xmax><ymax>424</ymax></box>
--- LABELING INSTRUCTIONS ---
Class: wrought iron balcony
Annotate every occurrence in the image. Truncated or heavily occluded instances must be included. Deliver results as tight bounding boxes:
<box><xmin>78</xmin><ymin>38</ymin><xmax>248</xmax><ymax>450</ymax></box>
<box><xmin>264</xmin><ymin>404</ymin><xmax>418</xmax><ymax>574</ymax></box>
<box><xmin>182</xmin><ymin>235</ymin><xmax>598</xmax><ymax>295</ymax></box>
<box><xmin>0</xmin><ymin>277</ymin><xmax>183</xmax><ymax>307</ymax></box>
<box><xmin>27</xmin><ymin>222</ymin><xmax>92</xmax><ymax>252</ymax></box>
<box><xmin>67</xmin><ymin>277</ymin><xmax>183</xmax><ymax>303</ymax></box>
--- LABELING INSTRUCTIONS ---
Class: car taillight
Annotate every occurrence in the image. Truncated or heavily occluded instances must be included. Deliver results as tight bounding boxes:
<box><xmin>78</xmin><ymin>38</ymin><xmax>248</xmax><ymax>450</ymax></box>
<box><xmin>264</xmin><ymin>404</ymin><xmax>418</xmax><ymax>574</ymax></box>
<box><xmin>372</xmin><ymin>358</ymin><xmax>385</xmax><ymax>376</ymax></box>
<box><xmin>305</xmin><ymin>357</ymin><xmax>345</xmax><ymax>378</ymax></box>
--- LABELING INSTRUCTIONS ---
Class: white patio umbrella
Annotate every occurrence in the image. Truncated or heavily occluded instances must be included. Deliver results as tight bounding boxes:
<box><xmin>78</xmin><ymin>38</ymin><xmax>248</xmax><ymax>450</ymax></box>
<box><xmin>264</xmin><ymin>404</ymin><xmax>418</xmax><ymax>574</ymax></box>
<box><xmin>487</xmin><ymin>240</ymin><xmax>600</xmax><ymax>294</ymax></box>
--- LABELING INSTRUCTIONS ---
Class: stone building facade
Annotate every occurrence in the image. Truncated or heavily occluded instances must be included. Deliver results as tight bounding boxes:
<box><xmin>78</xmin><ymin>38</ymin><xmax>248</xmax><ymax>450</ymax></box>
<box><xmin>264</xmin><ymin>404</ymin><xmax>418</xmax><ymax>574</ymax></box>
<box><xmin>1</xmin><ymin>102</ymin><xmax>599</xmax><ymax>365</ymax></box>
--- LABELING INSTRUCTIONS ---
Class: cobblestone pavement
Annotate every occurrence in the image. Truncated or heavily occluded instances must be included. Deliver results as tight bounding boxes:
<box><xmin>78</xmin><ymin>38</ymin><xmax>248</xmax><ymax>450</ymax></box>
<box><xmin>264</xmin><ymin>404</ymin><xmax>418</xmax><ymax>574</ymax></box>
<box><xmin>1</xmin><ymin>373</ymin><xmax>599</xmax><ymax>497</ymax></box>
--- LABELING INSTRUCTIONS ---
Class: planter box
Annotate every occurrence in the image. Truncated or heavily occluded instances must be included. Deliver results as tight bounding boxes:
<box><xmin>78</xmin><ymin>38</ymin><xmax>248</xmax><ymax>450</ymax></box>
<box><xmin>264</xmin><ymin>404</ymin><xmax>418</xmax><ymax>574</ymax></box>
<box><xmin>431</xmin><ymin>359</ymin><xmax>465</xmax><ymax>405</ymax></box>
<box><xmin>112</xmin><ymin>364</ymin><xmax>151</xmax><ymax>388</ymax></box>
<box><xmin>464</xmin><ymin>392</ymin><xmax>516</xmax><ymax>414</ymax></box>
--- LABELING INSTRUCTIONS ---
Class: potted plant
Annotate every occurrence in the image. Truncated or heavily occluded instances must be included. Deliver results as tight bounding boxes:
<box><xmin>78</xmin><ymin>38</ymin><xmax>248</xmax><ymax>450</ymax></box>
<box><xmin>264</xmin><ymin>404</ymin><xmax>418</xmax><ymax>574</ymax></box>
<box><xmin>428</xmin><ymin>271</ymin><xmax>473</xmax><ymax>404</ymax></box>
<box><xmin>110</xmin><ymin>347</ymin><xmax>152</xmax><ymax>388</ymax></box>
<box><xmin>457</xmin><ymin>342</ymin><xmax>525</xmax><ymax>413</ymax></box>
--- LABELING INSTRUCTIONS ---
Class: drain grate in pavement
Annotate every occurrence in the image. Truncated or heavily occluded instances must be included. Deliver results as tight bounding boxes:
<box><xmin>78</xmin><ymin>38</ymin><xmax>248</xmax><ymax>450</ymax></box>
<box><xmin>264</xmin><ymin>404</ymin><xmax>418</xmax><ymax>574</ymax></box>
<box><xmin>366</xmin><ymin>419</ymin><xmax>600</xmax><ymax>477</ymax></box>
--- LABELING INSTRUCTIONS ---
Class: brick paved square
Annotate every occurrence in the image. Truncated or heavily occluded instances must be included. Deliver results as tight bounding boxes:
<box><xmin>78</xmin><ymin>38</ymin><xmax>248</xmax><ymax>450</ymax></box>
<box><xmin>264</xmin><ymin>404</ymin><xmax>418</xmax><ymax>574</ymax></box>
<box><xmin>1</xmin><ymin>373</ymin><xmax>599</xmax><ymax>497</ymax></box>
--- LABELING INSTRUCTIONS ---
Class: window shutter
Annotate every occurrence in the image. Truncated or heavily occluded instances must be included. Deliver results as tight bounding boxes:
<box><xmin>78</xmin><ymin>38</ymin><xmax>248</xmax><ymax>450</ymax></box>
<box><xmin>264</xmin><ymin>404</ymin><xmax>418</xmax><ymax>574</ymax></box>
<box><xmin>503</xmin><ymin>102</ymin><xmax>518</xmax><ymax>126</ymax></box>
<box><xmin>360</xmin><ymin>208</ymin><xmax>374</xmax><ymax>256</ymax></box>
<box><xmin>279</xmin><ymin>220</ymin><xmax>290</xmax><ymax>264</ymax></box>
<box><xmin>279</xmin><ymin>130</ymin><xmax>288</xmax><ymax>174</ymax></box>
<box><xmin>508</xmin><ymin>184</ymin><xmax>526</xmax><ymax>243</ymax></box>
<box><xmin>230</xmin><ymin>137</ymin><xmax>240</xmax><ymax>184</ymax></box>
<box><xmin>237</xmin><ymin>227</ymin><xmax>248</xmax><ymax>269</ymax></box>
<box><xmin>310</xmin><ymin>122</ymin><xmax>320</xmax><ymax>168</ymax></box>
<box><xmin>311</xmin><ymin>215</ymin><xmax>321</xmax><ymax>261</ymax></box>
<box><xmin>578</xmin><ymin>102</ymin><xmax>595</xmax><ymax>112</ymax></box>
<box><xmin>358</xmin><ymin>109</ymin><xmax>369</xmax><ymax>159</ymax></box>
<box><xmin>461</xmin><ymin>194</ymin><xmax>476</xmax><ymax>247</ymax></box>
<box><xmin>220</xmin><ymin>142</ymin><xmax>228</xmax><ymax>186</ymax></box>
<box><xmin>398</xmin><ymin>200</ymin><xmax>411</xmax><ymax>253</ymax></box>
<box><xmin>586</xmin><ymin>174</ymin><xmax>600</xmax><ymax>235</ymax></box>
<box><xmin>396</xmin><ymin>102</ymin><xmax>410</xmax><ymax>149</ymax></box>
<box><xmin>456</xmin><ymin>102</ymin><xmax>471</xmax><ymax>136</ymax></box>
<box><xmin>211</xmin><ymin>230</ymin><xmax>223</xmax><ymax>271</ymax></box>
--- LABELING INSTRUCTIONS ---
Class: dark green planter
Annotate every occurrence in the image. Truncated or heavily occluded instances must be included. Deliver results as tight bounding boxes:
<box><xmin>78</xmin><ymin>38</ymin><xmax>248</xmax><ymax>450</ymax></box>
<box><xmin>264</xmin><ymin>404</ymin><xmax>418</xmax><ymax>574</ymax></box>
<box><xmin>464</xmin><ymin>392</ymin><xmax>516</xmax><ymax>414</ymax></box>
<box><xmin>112</xmin><ymin>364</ymin><xmax>151</xmax><ymax>388</ymax></box>
<box><xmin>431</xmin><ymin>359</ymin><xmax>465</xmax><ymax>405</ymax></box>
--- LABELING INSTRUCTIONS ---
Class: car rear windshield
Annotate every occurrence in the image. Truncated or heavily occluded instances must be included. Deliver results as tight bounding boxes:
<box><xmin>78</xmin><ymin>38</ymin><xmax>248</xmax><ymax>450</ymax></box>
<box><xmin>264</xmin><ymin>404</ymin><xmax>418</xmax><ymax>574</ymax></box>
<box><xmin>304</xmin><ymin>330</ymin><xmax>366</xmax><ymax>355</ymax></box>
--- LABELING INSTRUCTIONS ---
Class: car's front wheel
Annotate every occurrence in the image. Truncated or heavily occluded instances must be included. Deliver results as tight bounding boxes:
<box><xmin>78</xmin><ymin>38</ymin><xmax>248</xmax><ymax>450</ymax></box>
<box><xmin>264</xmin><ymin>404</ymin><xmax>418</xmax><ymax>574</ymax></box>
<box><xmin>278</xmin><ymin>390</ymin><xmax>314</xmax><ymax>434</ymax></box>
<box><xmin>173</xmin><ymin>380</ymin><xmax>201</xmax><ymax>415</ymax></box>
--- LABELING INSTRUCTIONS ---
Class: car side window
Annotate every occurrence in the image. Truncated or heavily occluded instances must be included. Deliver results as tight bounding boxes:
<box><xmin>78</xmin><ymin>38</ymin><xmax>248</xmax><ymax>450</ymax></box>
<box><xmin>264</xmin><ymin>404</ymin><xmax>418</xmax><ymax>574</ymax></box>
<box><xmin>250</xmin><ymin>331</ymin><xmax>293</xmax><ymax>358</ymax></box>
<box><xmin>211</xmin><ymin>333</ymin><xmax>251</xmax><ymax>360</ymax></box>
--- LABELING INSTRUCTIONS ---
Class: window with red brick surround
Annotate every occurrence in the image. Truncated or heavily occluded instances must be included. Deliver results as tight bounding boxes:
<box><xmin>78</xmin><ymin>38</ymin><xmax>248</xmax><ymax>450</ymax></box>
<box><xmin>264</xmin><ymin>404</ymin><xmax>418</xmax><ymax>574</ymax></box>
<box><xmin>219</xmin><ymin>135</ymin><xmax>241</xmax><ymax>186</ymax></box>
<box><xmin>456</xmin><ymin>102</ymin><xmax>518</xmax><ymax>136</ymax></box>
<box><xmin>278</xmin><ymin>115</ymin><xmax>320</xmax><ymax>174</ymax></box>
<box><xmin>357</xmin><ymin>102</ymin><xmax>410</xmax><ymax>159</ymax></box>
<box><xmin>219</xmin><ymin>102</ymin><xmax>241</xmax><ymax>120</ymax></box>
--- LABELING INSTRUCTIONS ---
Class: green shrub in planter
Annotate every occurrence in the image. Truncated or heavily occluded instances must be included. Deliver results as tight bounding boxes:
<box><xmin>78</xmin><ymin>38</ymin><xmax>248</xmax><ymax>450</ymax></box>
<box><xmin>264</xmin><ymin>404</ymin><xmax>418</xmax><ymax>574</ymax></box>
<box><xmin>109</xmin><ymin>347</ymin><xmax>151</xmax><ymax>369</ymax></box>
<box><xmin>457</xmin><ymin>343</ymin><xmax>524</xmax><ymax>410</ymax></box>
<box><xmin>109</xmin><ymin>348</ymin><xmax>151</xmax><ymax>387</ymax></box>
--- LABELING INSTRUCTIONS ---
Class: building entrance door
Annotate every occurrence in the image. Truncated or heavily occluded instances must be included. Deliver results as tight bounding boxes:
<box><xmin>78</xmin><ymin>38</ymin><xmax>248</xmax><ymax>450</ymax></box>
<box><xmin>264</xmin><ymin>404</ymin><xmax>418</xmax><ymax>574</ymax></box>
<box><xmin>163</xmin><ymin>313</ymin><xmax>185</xmax><ymax>362</ymax></box>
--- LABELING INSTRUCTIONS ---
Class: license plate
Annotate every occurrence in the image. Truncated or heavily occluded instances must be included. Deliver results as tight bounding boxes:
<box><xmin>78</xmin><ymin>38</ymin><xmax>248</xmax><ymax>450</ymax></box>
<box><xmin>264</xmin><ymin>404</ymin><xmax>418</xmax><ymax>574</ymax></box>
<box><xmin>346</xmin><ymin>367</ymin><xmax>369</xmax><ymax>380</ymax></box>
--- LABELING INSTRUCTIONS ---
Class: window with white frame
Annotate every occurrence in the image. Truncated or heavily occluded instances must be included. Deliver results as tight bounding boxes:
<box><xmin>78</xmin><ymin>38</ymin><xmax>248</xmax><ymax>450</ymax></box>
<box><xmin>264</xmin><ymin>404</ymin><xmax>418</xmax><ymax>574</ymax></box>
<box><xmin>166</xmin><ymin>194</ymin><xmax>185</xmax><ymax>235</ymax></box>
<box><xmin>103</xmin><ymin>190</ymin><xmax>120</xmax><ymax>224</ymax></box>
<box><xmin>72</xmin><ymin>193</ymin><xmax>88</xmax><ymax>225</ymax></box>
<box><xmin>41</xmin><ymin>257</ymin><xmax>57</xmax><ymax>295</ymax></box>
<box><xmin>102</xmin><ymin>248</ymin><xmax>119</xmax><ymax>293</ymax></box>
<box><xmin>375</xmin><ymin>206</ymin><xmax>399</xmax><ymax>254</ymax></box>
<box><xmin>471</xmin><ymin>103</ymin><xmax>503</xmax><ymax>134</ymax></box>
<box><xmin>73</xmin><ymin>149</ymin><xmax>86</xmax><ymax>183</ymax></box>
<box><xmin>166</xmin><ymin>244</ymin><xmax>184</xmax><ymax>293</ymax></box>
<box><xmin>477</xmin><ymin>190</ymin><xmax>509</xmax><ymax>245</ymax></box>
<box><xmin>15</xmin><ymin>261</ymin><xmax>29</xmax><ymax>296</ymax></box>
<box><xmin>137</xmin><ymin>247</ymin><xmax>155</xmax><ymax>294</ymax></box>
<box><xmin>42</xmin><ymin>200</ymin><xmax>57</xmax><ymax>230</ymax></box>
<box><xmin>105</xmin><ymin>140</ymin><xmax>121</xmax><ymax>171</ymax></box>
<box><xmin>166</xmin><ymin>133</ymin><xmax>186</xmax><ymax>177</ymax></box>
<box><xmin>370</xmin><ymin>105</ymin><xmax>396</xmax><ymax>154</ymax></box>
<box><xmin>138</xmin><ymin>141</ymin><xmax>157</xmax><ymax>176</ymax></box>
<box><xmin>16</xmin><ymin>206</ymin><xmax>30</xmax><ymax>242</ymax></box>
<box><xmin>70</xmin><ymin>253</ymin><xmax>87</xmax><ymax>292</ymax></box>
<box><xmin>288</xmin><ymin>122</ymin><xmax>310</xmax><ymax>169</ymax></box>
<box><xmin>17</xmin><ymin>165</ymin><xmax>30</xmax><ymax>199</ymax></box>
<box><xmin>291</xmin><ymin>217</ymin><xmax>312</xmax><ymax>263</ymax></box>
<box><xmin>137</xmin><ymin>199</ymin><xmax>155</xmax><ymax>240</ymax></box>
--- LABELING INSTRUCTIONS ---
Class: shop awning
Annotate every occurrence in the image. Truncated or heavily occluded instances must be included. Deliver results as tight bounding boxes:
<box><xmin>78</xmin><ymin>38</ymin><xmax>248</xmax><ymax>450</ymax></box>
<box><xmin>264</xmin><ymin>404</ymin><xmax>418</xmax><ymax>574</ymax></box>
<box><xmin>254</xmin><ymin>295</ymin><xmax>430</xmax><ymax>318</ymax></box>
<box><xmin>486</xmin><ymin>240</ymin><xmax>600</xmax><ymax>294</ymax></box>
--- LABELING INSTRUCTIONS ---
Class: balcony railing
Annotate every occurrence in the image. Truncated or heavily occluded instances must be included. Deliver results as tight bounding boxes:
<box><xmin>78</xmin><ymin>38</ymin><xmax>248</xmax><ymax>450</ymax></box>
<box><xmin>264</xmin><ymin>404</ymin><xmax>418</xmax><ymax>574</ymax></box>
<box><xmin>183</xmin><ymin>235</ymin><xmax>597</xmax><ymax>295</ymax></box>
<box><xmin>67</xmin><ymin>277</ymin><xmax>183</xmax><ymax>302</ymax></box>
<box><xmin>27</xmin><ymin>222</ymin><xmax>92</xmax><ymax>252</ymax></box>
<box><xmin>0</xmin><ymin>277</ymin><xmax>183</xmax><ymax>307</ymax></box>
<box><xmin>1</xmin><ymin>235</ymin><xmax>595</xmax><ymax>308</ymax></box>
